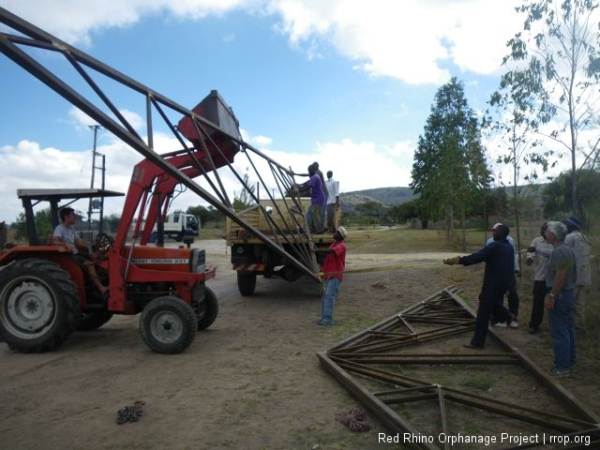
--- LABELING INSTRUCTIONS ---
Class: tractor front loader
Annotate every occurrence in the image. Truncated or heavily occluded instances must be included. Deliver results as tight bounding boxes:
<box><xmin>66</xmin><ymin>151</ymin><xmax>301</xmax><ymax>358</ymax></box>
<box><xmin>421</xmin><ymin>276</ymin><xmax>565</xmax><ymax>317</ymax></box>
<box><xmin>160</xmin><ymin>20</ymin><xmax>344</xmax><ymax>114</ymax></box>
<box><xmin>0</xmin><ymin>7</ymin><xmax>330</xmax><ymax>353</ymax></box>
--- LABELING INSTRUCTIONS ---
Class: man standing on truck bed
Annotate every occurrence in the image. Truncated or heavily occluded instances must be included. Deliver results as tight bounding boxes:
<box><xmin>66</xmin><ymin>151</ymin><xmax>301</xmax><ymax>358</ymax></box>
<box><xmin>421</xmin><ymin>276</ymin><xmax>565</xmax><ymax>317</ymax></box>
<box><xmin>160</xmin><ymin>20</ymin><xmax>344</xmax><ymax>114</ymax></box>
<box><xmin>297</xmin><ymin>164</ymin><xmax>326</xmax><ymax>234</ymax></box>
<box><xmin>316</xmin><ymin>226</ymin><xmax>347</xmax><ymax>326</ymax></box>
<box><xmin>325</xmin><ymin>170</ymin><xmax>340</xmax><ymax>233</ymax></box>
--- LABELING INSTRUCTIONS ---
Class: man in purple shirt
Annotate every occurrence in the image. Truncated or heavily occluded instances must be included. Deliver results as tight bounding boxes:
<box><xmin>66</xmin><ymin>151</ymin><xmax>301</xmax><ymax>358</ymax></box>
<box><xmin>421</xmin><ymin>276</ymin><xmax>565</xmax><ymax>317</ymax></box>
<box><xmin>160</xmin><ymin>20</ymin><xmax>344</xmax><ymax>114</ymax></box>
<box><xmin>299</xmin><ymin>164</ymin><xmax>325</xmax><ymax>234</ymax></box>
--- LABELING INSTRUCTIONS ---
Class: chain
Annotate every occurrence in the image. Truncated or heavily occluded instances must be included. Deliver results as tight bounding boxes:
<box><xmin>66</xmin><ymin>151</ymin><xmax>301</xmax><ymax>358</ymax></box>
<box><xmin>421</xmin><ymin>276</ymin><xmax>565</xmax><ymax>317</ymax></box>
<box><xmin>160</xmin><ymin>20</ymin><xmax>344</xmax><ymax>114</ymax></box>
<box><xmin>116</xmin><ymin>401</ymin><xmax>145</xmax><ymax>424</ymax></box>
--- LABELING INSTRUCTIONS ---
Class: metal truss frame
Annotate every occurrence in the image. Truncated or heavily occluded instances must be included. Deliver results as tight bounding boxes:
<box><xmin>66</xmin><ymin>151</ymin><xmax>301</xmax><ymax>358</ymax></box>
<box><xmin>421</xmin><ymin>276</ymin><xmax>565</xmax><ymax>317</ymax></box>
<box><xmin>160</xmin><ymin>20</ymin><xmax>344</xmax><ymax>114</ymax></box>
<box><xmin>0</xmin><ymin>6</ymin><xmax>320</xmax><ymax>280</ymax></box>
<box><xmin>318</xmin><ymin>286</ymin><xmax>600</xmax><ymax>449</ymax></box>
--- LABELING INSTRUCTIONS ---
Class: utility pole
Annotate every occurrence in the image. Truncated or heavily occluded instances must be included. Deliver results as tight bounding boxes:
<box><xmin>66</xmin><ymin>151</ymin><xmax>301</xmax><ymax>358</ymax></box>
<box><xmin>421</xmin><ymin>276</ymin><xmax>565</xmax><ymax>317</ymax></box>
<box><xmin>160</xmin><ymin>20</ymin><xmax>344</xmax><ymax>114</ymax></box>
<box><xmin>87</xmin><ymin>125</ymin><xmax>103</xmax><ymax>231</ymax></box>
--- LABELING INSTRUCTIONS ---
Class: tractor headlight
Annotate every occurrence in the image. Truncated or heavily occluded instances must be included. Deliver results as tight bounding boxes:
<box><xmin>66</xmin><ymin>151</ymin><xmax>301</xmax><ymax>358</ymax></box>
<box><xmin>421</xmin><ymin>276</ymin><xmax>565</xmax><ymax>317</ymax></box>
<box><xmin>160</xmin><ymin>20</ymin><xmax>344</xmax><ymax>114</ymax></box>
<box><xmin>189</xmin><ymin>248</ymin><xmax>206</xmax><ymax>273</ymax></box>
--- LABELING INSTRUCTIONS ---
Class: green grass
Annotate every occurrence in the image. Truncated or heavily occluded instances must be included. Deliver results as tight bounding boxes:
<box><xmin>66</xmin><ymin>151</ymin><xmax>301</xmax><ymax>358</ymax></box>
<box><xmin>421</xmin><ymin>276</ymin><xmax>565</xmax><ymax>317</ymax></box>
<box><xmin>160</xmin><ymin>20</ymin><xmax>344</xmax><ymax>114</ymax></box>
<box><xmin>347</xmin><ymin>226</ymin><xmax>455</xmax><ymax>254</ymax></box>
<box><xmin>460</xmin><ymin>374</ymin><xmax>494</xmax><ymax>391</ymax></box>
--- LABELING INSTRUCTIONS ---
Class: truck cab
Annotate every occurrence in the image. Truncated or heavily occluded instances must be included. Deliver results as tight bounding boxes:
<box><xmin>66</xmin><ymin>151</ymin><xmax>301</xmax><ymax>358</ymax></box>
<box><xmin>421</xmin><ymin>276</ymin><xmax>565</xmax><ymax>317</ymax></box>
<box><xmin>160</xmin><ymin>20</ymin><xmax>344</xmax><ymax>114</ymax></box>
<box><xmin>150</xmin><ymin>211</ymin><xmax>200</xmax><ymax>243</ymax></box>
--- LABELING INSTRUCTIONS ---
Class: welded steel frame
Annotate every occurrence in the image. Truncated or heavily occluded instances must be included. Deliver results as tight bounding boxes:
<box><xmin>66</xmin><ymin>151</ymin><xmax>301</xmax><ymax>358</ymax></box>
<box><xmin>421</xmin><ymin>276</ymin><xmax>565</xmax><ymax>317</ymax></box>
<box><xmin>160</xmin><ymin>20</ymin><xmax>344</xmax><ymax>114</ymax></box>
<box><xmin>318</xmin><ymin>286</ymin><xmax>600</xmax><ymax>449</ymax></box>
<box><xmin>0</xmin><ymin>6</ymin><xmax>321</xmax><ymax>280</ymax></box>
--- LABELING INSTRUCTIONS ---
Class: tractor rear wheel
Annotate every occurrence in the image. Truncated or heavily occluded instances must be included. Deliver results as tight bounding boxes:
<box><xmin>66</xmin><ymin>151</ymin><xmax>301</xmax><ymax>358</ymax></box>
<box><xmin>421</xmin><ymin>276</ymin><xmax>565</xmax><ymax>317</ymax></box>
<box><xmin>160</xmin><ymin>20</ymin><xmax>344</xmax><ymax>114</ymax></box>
<box><xmin>76</xmin><ymin>311</ymin><xmax>113</xmax><ymax>331</ymax></box>
<box><xmin>139</xmin><ymin>296</ymin><xmax>197</xmax><ymax>354</ymax></box>
<box><xmin>194</xmin><ymin>286</ymin><xmax>218</xmax><ymax>331</ymax></box>
<box><xmin>0</xmin><ymin>258</ymin><xmax>80</xmax><ymax>352</ymax></box>
<box><xmin>237</xmin><ymin>272</ymin><xmax>257</xmax><ymax>296</ymax></box>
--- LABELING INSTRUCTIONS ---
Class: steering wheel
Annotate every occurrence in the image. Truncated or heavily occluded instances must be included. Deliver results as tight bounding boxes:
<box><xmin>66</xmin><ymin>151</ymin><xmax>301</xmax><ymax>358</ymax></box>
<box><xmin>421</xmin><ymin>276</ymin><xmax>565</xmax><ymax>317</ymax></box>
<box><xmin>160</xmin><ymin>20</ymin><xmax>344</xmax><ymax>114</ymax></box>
<box><xmin>94</xmin><ymin>232</ymin><xmax>114</xmax><ymax>254</ymax></box>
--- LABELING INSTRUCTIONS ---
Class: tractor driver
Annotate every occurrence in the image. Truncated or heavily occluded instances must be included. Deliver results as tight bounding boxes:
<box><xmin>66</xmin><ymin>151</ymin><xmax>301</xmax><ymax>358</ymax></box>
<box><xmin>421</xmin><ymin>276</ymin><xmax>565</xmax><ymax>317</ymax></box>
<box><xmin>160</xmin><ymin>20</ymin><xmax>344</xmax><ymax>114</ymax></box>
<box><xmin>52</xmin><ymin>207</ymin><xmax>108</xmax><ymax>296</ymax></box>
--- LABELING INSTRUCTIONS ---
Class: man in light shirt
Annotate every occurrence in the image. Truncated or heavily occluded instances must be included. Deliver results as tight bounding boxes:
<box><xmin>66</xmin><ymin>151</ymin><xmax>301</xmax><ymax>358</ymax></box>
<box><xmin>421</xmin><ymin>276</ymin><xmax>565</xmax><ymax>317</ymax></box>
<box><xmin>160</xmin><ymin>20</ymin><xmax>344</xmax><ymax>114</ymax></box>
<box><xmin>325</xmin><ymin>170</ymin><xmax>340</xmax><ymax>233</ymax></box>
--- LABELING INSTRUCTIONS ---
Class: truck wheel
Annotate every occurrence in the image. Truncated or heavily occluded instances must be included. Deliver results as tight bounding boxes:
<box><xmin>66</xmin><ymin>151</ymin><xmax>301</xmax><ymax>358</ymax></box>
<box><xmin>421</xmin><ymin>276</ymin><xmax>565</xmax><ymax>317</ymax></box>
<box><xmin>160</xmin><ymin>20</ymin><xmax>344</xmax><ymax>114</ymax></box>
<box><xmin>237</xmin><ymin>272</ymin><xmax>257</xmax><ymax>296</ymax></box>
<box><xmin>76</xmin><ymin>312</ymin><xmax>113</xmax><ymax>331</ymax></box>
<box><xmin>0</xmin><ymin>258</ymin><xmax>80</xmax><ymax>352</ymax></box>
<box><xmin>195</xmin><ymin>287</ymin><xmax>218</xmax><ymax>331</ymax></box>
<box><xmin>139</xmin><ymin>296</ymin><xmax>197</xmax><ymax>354</ymax></box>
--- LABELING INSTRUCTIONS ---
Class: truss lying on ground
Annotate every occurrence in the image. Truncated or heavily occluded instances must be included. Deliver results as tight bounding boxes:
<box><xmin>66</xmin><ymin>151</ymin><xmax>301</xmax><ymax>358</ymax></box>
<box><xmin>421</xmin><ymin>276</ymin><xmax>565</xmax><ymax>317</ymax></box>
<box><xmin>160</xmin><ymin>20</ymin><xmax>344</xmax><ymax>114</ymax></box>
<box><xmin>318</xmin><ymin>286</ymin><xmax>600</xmax><ymax>450</ymax></box>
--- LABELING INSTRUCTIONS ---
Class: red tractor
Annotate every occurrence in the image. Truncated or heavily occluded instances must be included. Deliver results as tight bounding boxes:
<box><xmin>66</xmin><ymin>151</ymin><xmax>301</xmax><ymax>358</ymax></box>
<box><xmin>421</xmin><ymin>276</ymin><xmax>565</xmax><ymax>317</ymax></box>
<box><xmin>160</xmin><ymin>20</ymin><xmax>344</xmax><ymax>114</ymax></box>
<box><xmin>0</xmin><ymin>91</ymin><xmax>239</xmax><ymax>354</ymax></box>
<box><xmin>0</xmin><ymin>7</ymin><xmax>327</xmax><ymax>355</ymax></box>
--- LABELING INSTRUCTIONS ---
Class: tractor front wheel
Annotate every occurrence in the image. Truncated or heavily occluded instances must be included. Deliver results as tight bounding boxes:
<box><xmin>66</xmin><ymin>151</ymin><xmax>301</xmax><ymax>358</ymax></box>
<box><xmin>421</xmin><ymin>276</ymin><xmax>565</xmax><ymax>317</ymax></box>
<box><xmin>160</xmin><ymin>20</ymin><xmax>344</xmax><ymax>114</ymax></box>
<box><xmin>139</xmin><ymin>296</ymin><xmax>197</xmax><ymax>354</ymax></box>
<box><xmin>0</xmin><ymin>258</ymin><xmax>80</xmax><ymax>352</ymax></box>
<box><xmin>194</xmin><ymin>286</ymin><xmax>218</xmax><ymax>331</ymax></box>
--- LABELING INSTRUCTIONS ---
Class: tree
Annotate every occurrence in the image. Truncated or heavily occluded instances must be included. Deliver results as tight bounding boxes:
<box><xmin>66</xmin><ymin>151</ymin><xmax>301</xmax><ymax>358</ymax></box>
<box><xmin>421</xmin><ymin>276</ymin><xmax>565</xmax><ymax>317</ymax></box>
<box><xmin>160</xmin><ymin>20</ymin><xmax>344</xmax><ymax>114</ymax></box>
<box><xmin>411</xmin><ymin>77</ymin><xmax>490</xmax><ymax>248</ymax></box>
<box><xmin>501</xmin><ymin>0</ymin><xmax>600</xmax><ymax>216</ymax></box>
<box><xmin>483</xmin><ymin>99</ymin><xmax>551</xmax><ymax>257</ymax></box>
<box><xmin>233</xmin><ymin>172</ymin><xmax>256</xmax><ymax>211</ymax></box>
<box><xmin>13</xmin><ymin>208</ymin><xmax>55</xmax><ymax>242</ymax></box>
<box><xmin>388</xmin><ymin>199</ymin><xmax>430</xmax><ymax>228</ymax></box>
<box><xmin>542</xmin><ymin>168</ymin><xmax>600</xmax><ymax>223</ymax></box>
<box><xmin>355</xmin><ymin>201</ymin><xmax>382</xmax><ymax>226</ymax></box>
<box><xmin>103</xmin><ymin>214</ymin><xmax>121</xmax><ymax>233</ymax></box>
<box><xmin>187</xmin><ymin>205</ymin><xmax>224</xmax><ymax>225</ymax></box>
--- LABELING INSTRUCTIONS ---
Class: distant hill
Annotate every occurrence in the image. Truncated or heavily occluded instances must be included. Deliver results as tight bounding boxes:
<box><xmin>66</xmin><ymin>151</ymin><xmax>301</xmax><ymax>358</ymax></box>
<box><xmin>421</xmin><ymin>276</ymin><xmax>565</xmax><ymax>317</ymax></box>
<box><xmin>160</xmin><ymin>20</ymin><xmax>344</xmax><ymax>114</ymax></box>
<box><xmin>340</xmin><ymin>186</ymin><xmax>416</xmax><ymax>213</ymax></box>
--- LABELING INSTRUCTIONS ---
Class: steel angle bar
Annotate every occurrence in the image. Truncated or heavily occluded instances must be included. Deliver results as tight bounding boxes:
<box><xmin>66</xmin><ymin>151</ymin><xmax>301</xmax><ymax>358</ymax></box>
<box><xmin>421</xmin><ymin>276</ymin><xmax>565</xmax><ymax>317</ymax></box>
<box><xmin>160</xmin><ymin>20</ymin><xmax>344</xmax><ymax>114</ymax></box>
<box><xmin>327</xmin><ymin>315</ymin><xmax>409</xmax><ymax>353</ymax></box>
<box><xmin>404</xmin><ymin>310</ymin><xmax>471</xmax><ymax>319</ymax></box>
<box><xmin>330</xmin><ymin>352</ymin><xmax>519</xmax><ymax>365</ymax></box>
<box><xmin>396</xmin><ymin>288</ymin><xmax>458</xmax><ymax>315</ymax></box>
<box><xmin>439</xmin><ymin>388</ymin><xmax>598</xmax><ymax>430</ymax></box>
<box><xmin>398</xmin><ymin>316</ymin><xmax>472</xmax><ymax>325</ymax></box>
<box><xmin>372</xmin><ymin>384</ymin><xmax>440</xmax><ymax>404</ymax></box>
<box><xmin>344</xmin><ymin>323</ymin><xmax>475</xmax><ymax>353</ymax></box>
<box><xmin>437</xmin><ymin>386</ymin><xmax>450</xmax><ymax>450</ymax></box>
<box><xmin>441</xmin><ymin>392</ymin><xmax>590</xmax><ymax>433</ymax></box>
<box><xmin>330</xmin><ymin>357</ymin><xmax>431</xmax><ymax>389</ymax></box>
<box><xmin>317</xmin><ymin>352</ymin><xmax>439</xmax><ymax>450</ymax></box>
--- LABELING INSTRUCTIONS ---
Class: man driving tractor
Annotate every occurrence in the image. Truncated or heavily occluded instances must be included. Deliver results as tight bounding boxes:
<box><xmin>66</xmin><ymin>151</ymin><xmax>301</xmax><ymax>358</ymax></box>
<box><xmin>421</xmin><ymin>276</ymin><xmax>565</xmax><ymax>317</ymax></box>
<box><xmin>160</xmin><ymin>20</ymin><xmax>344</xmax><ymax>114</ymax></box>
<box><xmin>52</xmin><ymin>207</ymin><xmax>108</xmax><ymax>296</ymax></box>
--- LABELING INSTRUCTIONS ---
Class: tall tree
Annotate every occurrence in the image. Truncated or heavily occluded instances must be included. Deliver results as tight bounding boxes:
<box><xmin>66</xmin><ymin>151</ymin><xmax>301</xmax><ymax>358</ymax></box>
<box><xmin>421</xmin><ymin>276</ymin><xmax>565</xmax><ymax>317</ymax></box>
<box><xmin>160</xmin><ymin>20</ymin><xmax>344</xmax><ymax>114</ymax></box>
<box><xmin>484</xmin><ymin>89</ymin><xmax>552</xmax><ymax>259</ymax></box>
<box><xmin>542</xmin><ymin>168</ymin><xmax>600</xmax><ymax>222</ymax></box>
<box><xmin>501</xmin><ymin>0</ymin><xmax>600</xmax><ymax>216</ymax></box>
<box><xmin>411</xmin><ymin>77</ymin><xmax>490</xmax><ymax>249</ymax></box>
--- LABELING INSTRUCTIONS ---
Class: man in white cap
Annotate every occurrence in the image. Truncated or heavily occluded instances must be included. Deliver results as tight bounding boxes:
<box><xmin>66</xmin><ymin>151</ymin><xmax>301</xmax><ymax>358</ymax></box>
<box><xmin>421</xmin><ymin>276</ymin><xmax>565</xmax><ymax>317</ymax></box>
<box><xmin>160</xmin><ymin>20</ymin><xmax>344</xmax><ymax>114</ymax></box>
<box><xmin>315</xmin><ymin>226</ymin><xmax>347</xmax><ymax>326</ymax></box>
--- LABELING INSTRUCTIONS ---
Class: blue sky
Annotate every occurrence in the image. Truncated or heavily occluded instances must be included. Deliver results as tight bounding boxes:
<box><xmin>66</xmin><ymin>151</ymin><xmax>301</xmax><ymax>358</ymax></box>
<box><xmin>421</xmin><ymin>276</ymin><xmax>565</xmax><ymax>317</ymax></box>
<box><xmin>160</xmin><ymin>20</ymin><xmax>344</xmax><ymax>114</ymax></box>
<box><xmin>0</xmin><ymin>0</ymin><xmax>540</xmax><ymax>223</ymax></box>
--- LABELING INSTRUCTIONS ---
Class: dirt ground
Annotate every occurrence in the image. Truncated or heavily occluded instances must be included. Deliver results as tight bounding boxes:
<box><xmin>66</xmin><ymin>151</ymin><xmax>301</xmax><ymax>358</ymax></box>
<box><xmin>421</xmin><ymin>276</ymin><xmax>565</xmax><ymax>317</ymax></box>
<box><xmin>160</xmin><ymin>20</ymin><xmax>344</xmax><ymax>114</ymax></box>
<box><xmin>1</xmin><ymin>235</ymin><xmax>599</xmax><ymax>450</ymax></box>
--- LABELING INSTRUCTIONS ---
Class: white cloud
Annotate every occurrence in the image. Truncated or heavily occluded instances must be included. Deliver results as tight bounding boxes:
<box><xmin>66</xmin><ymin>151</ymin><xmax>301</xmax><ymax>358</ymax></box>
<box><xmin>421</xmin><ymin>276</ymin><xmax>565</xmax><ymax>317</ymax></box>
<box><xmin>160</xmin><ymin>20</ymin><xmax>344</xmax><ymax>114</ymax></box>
<box><xmin>0</xmin><ymin>129</ymin><xmax>415</xmax><ymax>223</ymax></box>
<box><xmin>0</xmin><ymin>140</ymin><xmax>94</xmax><ymax>222</ymax></box>
<box><xmin>244</xmin><ymin>133</ymin><xmax>273</xmax><ymax>147</ymax></box>
<box><xmin>1</xmin><ymin>0</ymin><xmax>523</xmax><ymax>84</ymax></box>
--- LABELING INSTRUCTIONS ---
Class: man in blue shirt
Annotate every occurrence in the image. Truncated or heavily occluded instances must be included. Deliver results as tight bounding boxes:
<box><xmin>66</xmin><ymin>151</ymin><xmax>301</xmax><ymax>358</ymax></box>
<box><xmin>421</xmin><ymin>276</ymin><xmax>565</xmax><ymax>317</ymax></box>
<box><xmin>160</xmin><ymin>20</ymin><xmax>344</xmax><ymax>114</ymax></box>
<box><xmin>444</xmin><ymin>223</ymin><xmax>515</xmax><ymax>349</ymax></box>
<box><xmin>297</xmin><ymin>164</ymin><xmax>326</xmax><ymax>234</ymax></box>
<box><xmin>486</xmin><ymin>222</ymin><xmax>520</xmax><ymax>328</ymax></box>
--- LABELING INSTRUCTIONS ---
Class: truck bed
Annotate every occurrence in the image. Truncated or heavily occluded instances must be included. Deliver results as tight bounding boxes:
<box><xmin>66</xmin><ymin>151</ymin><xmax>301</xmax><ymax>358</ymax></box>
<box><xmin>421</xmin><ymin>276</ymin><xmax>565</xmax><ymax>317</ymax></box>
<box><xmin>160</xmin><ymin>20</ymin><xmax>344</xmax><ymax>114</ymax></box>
<box><xmin>225</xmin><ymin>198</ymin><xmax>339</xmax><ymax>245</ymax></box>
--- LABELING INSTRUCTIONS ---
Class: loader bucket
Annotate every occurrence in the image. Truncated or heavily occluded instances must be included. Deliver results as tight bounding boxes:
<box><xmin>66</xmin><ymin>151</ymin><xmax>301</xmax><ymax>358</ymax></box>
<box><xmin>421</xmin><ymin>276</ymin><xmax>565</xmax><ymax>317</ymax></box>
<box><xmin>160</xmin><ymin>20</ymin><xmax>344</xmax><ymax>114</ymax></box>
<box><xmin>178</xmin><ymin>90</ymin><xmax>240</xmax><ymax>170</ymax></box>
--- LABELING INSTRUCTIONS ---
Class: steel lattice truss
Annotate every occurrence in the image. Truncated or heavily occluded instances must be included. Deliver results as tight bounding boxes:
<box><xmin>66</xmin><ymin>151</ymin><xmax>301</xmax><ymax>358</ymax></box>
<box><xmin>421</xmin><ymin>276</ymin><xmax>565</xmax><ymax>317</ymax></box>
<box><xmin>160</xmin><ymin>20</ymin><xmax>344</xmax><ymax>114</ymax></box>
<box><xmin>0</xmin><ymin>6</ymin><xmax>320</xmax><ymax>280</ymax></box>
<box><xmin>318</xmin><ymin>287</ymin><xmax>600</xmax><ymax>449</ymax></box>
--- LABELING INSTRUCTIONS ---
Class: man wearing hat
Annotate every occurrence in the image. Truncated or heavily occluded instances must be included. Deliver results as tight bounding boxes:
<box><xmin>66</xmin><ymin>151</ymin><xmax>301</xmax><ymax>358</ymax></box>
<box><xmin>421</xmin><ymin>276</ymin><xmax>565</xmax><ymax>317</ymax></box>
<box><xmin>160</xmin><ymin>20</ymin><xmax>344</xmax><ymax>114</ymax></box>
<box><xmin>564</xmin><ymin>217</ymin><xmax>591</xmax><ymax>331</ymax></box>
<box><xmin>315</xmin><ymin>227</ymin><xmax>347</xmax><ymax>326</ymax></box>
